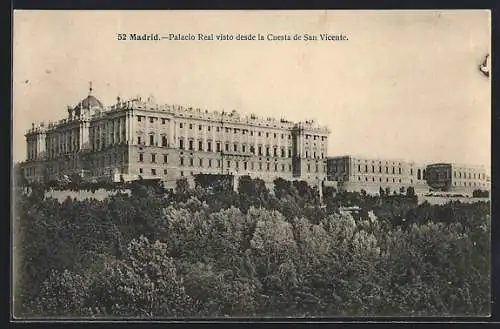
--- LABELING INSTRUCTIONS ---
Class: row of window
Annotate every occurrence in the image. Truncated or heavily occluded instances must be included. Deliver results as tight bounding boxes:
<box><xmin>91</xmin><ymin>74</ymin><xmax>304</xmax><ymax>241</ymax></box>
<box><xmin>358</xmin><ymin>176</ymin><xmax>404</xmax><ymax>184</ymax></box>
<box><xmin>139</xmin><ymin>153</ymin><xmax>168</xmax><ymax>163</ymax></box>
<box><xmin>24</xmin><ymin>167</ymin><xmax>37</xmax><ymax>176</ymax></box>
<box><xmin>136</xmin><ymin>156</ymin><xmax>326</xmax><ymax>174</ymax></box>
<box><xmin>454</xmin><ymin>181</ymin><xmax>488</xmax><ymax>187</ymax></box>
<box><xmin>349</xmin><ymin>165</ymin><xmax>427</xmax><ymax>180</ymax></box>
<box><xmin>453</xmin><ymin>171</ymin><xmax>486</xmax><ymax>180</ymax></box>
<box><xmin>137</xmin><ymin>115</ymin><xmax>327</xmax><ymax>141</ymax></box>
<box><xmin>138</xmin><ymin>168</ymin><xmax>168</xmax><ymax>176</ymax></box>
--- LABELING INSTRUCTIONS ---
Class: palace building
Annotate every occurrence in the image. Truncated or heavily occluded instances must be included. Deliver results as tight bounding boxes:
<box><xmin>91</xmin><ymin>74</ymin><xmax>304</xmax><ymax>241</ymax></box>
<box><xmin>326</xmin><ymin>155</ymin><xmax>429</xmax><ymax>195</ymax></box>
<box><xmin>22</xmin><ymin>85</ymin><xmax>330</xmax><ymax>188</ymax></box>
<box><xmin>326</xmin><ymin>156</ymin><xmax>491</xmax><ymax>196</ymax></box>
<box><xmin>425</xmin><ymin>163</ymin><xmax>491</xmax><ymax>195</ymax></box>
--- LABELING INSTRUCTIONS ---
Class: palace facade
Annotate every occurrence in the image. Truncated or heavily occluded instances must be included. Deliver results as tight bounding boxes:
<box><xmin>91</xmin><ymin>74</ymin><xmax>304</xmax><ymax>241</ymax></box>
<box><xmin>22</xmin><ymin>87</ymin><xmax>330</xmax><ymax>188</ymax></box>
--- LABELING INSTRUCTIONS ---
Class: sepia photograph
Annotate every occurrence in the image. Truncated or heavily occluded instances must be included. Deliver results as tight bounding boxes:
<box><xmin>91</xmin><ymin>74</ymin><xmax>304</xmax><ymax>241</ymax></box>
<box><xmin>12</xmin><ymin>10</ymin><xmax>491</xmax><ymax>319</ymax></box>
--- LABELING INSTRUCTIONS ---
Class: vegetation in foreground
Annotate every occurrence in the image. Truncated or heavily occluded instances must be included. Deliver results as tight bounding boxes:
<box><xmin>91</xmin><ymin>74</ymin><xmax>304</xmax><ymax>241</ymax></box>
<box><xmin>14</xmin><ymin>176</ymin><xmax>490</xmax><ymax>318</ymax></box>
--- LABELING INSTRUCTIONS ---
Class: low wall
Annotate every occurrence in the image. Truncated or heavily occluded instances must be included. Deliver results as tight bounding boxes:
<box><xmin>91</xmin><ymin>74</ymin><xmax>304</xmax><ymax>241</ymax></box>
<box><xmin>418</xmin><ymin>195</ymin><xmax>490</xmax><ymax>205</ymax></box>
<box><xmin>45</xmin><ymin>189</ymin><xmax>131</xmax><ymax>202</ymax></box>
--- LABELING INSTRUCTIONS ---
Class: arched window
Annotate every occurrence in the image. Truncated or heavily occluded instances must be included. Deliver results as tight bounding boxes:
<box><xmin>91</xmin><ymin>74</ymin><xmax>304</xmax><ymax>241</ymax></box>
<box><xmin>417</xmin><ymin>169</ymin><xmax>421</xmax><ymax>180</ymax></box>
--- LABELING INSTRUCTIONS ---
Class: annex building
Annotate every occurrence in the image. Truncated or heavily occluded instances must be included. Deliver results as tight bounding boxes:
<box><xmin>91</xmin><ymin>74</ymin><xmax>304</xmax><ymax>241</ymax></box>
<box><xmin>326</xmin><ymin>155</ymin><xmax>428</xmax><ymax>195</ymax></box>
<box><xmin>425</xmin><ymin>163</ymin><xmax>491</xmax><ymax>195</ymax></box>
<box><xmin>22</xmin><ymin>86</ymin><xmax>330</xmax><ymax>188</ymax></box>
<box><xmin>326</xmin><ymin>156</ymin><xmax>491</xmax><ymax>196</ymax></box>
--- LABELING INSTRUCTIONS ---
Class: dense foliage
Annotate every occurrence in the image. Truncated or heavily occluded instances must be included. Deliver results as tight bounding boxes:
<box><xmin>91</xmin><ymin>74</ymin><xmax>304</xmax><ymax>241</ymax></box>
<box><xmin>14</xmin><ymin>176</ymin><xmax>490</xmax><ymax>318</ymax></box>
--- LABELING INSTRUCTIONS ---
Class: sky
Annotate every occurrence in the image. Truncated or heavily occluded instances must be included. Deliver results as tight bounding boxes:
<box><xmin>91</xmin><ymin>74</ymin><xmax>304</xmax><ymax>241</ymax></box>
<box><xmin>13</xmin><ymin>10</ymin><xmax>491</xmax><ymax>166</ymax></box>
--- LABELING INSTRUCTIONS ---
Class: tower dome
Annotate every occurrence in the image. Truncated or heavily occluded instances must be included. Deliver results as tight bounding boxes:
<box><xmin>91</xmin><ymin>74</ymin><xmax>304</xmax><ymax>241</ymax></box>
<box><xmin>75</xmin><ymin>95</ymin><xmax>104</xmax><ymax>110</ymax></box>
<box><xmin>73</xmin><ymin>81</ymin><xmax>104</xmax><ymax>113</ymax></box>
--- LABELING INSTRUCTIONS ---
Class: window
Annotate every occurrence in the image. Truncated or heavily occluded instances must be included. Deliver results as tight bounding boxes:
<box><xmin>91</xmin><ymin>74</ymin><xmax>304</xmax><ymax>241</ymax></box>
<box><xmin>306</xmin><ymin>151</ymin><xmax>309</xmax><ymax>158</ymax></box>
<box><xmin>274</xmin><ymin>148</ymin><xmax>277</xmax><ymax>157</ymax></box>
<box><xmin>179</xmin><ymin>139</ymin><xmax>184</xmax><ymax>149</ymax></box>
<box><xmin>267</xmin><ymin>163</ymin><xmax>270</xmax><ymax>171</ymax></box>
<box><xmin>243</xmin><ymin>162</ymin><xmax>248</xmax><ymax>170</ymax></box>
<box><xmin>139</xmin><ymin>168</ymin><xmax>143</xmax><ymax>173</ymax></box>
<box><xmin>386</xmin><ymin>167</ymin><xmax>389</xmax><ymax>174</ymax></box>
<box><xmin>372</xmin><ymin>165</ymin><xmax>375</xmax><ymax>173</ymax></box>
<box><xmin>180</xmin><ymin>171</ymin><xmax>184</xmax><ymax>176</ymax></box>
<box><xmin>242</xmin><ymin>145</ymin><xmax>246</xmax><ymax>153</ymax></box>
<box><xmin>227</xmin><ymin>160</ymin><xmax>231</xmax><ymax>168</ymax></box>
<box><xmin>189</xmin><ymin>158</ymin><xmax>194</xmax><ymax>166</ymax></box>
<box><xmin>180</xmin><ymin>157</ymin><xmax>184</xmax><ymax>166</ymax></box>
<box><xmin>358</xmin><ymin>165</ymin><xmax>361</xmax><ymax>172</ymax></box>
<box><xmin>316</xmin><ymin>164</ymin><xmax>319</xmax><ymax>172</ymax></box>
<box><xmin>151</xmin><ymin>154</ymin><xmax>156</xmax><ymax>163</ymax></box>
<box><xmin>139</xmin><ymin>153</ymin><xmax>144</xmax><ymax>162</ymax></box>
<box><xmin>208</xmin><ymin>126</ymin><xmax>211</xmax><ymax>131</ymax></box>
<box><xmin>189</xmin><ymin>140</ymin><xmax>193</xmax><ymax>150</ymax></box>
<box><xmin>199</xmin><ymin>141</ymin><xmax>203</xmax><ymax>151</ymax></box>
<box><xmin>234</xmin><ymin>144</ymin><xmax>238</xmax><ymax>152</ymax></box>
<box><xmin>365</xmin><ymin>165</ymin><xmax>368</xmax><ymax>172</ymax></box>
<box><xmin>216</xmin><ymin>142</ymin><xmax>221</xmax><ymax>152</ymax></box>
<box><xmin>189</xmin><ymin>124</ymin><xmax>193</xmax><ymax>129</ymax></box>
<box><xmin>208</xmin><ymin>159</ymin><xmax>212</xmax><ymax>167</ymax></box>
<box><xmin>266</xmin><ymin>132</ymin><xmax>269</xmax><ymax>138</ymax></box>
<box><xmin>258</xmin><ymin>146</ymin><xmax>262</xmax><ymax>156</ymax></box>
<box><xmin>199</xmin><ymin>158</ymin><xmax>203</xmax><ymax>166</ymax></box>
<box><xmin>288</xmin><ymin>149</ymin><xmax>292</xmax><ymax>157</ymax></box>
<box><xmin>179</xmin><ymin>123</ymin><xmax>183</xmax><ymax>128</ymax></box>
<box><xmin>307</xmin><ymin>164</ymin><xmax>311</xmax><ymax>172</ymax></box>
<box><xmin>259</xmin><ymin>163</ymin><xmax>262</xmax><ymax>170</ymax></box>
<box><xmin>392</xmin><ymin>167</ymin><xmax>395</xmax><ymax>174</ymax></box>
<box><xmin>164</xmin><ymin>169</ymin><xmax>168</xmax><ymax>174</ymax></box>
<box><xmin>216</xmin><ymin>127</ymin><xmax>220</xmax><ymax>132</ymax></box>
<box><xmin>138</xmin><ymin>116</ymin><xmax>142</xmax><ymax>122</ymax></box>
<box><xmin>250</xmin><ymin>131</ymin><xmax>254</xmax><ymax>136</ymax></box>
<box><xmin>274</xmin><ymin>164</ymin><xmax>278</xmax><ymax>171</ymax></box>
<box><xmin>273</xmin><ymin>133</ymin><xmax>276</xmax><ymax>138</ymax></box>
<box><xmin>281</xmin><ymin>164</ymin><xmax>285</xmax><ymax>171</ymax></box>
<box><xmin>163</xmin><ymin>154</ymin><xmax>168</xmax><ymax>163</ymax></box>
<box><xmin>266</xmin><ymin>147</ymin><xmax>270</xmax><ymax>157</ymax></box>
<box><xmin>162</xmin><ymin>118</ymin><xmax>166</xmax><ymax>124</ymax></box>
<box><xmin>149</xmin><ymin>117</ymin><xmax>154</xmax><ymax>123</ymax></box>
<box><xmin>151</xmin><ymin>168</ymin><xmax>156</xmax><ymax>175</ymax></box>
<box><xmin>225</xmin><ymin>143</ymin><xmax>229</xmax><ymax>151</ymax></box>
<box><xmin>281</xmin><ymin>149</ymin><xmax>285</xmax><ymax>157</ymax></box>
<box><xmin>258</xmin><ymin>132</ymin><xmax>261</xmax><ymax>137</ymax></box>
<box><xmin>162</xmin><ymin>136</ymin><xmax>168</xmax><ymax>147</ymax></box>
<box><xmin>137</xmin><ymin>136</ymin><xmax>142</xmax><ymax>145</ymax></box>
<box><xmin>149</xmin><ymin>135</ymin><xmax>154</xmax><ymax>146</ymax></box>
<box><xmin>199</xmin><ymin>125</ymin><xmax>202</xmax><ymax>131</ymax></box>
<box><xmin>398</xmin><ymin>168</ymin><xmax>401</xmax><ymax>174</ymax></box>
<box><xmin>208</xmin><ymin>141</ymin><xmax>212</xmax><ymax>152</ymax></box>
